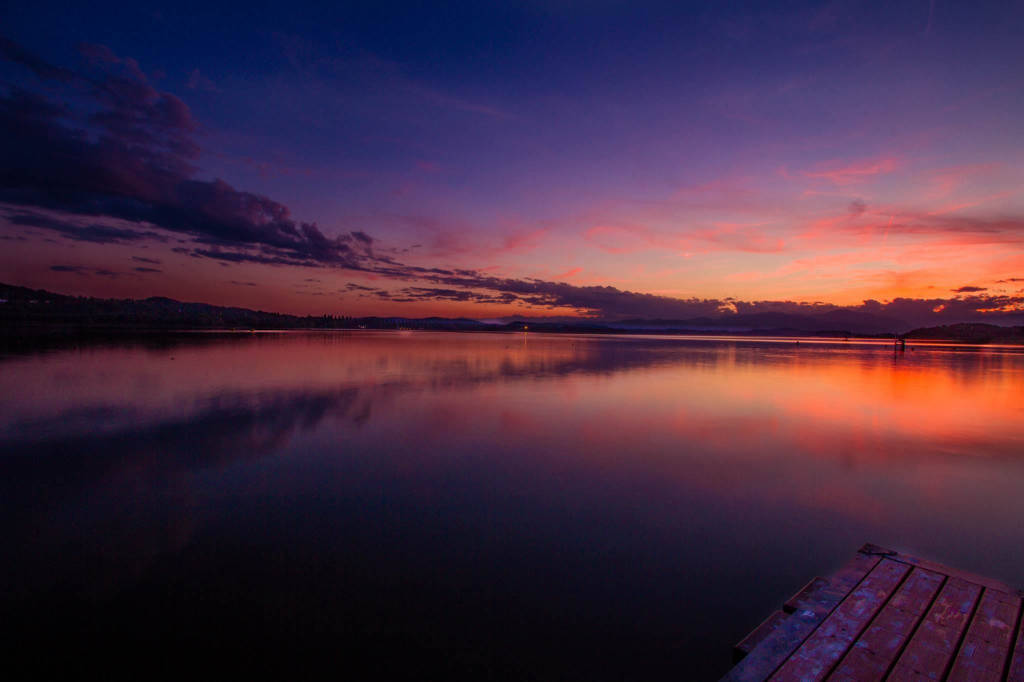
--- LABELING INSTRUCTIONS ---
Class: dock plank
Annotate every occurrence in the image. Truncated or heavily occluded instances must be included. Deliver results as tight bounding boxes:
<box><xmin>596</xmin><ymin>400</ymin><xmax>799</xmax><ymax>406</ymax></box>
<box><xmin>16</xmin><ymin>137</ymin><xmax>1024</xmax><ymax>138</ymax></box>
<box><xmin>720</xmin><ymin>552</ymin><xmax>881</xmax><ymax>682</ymax></box>
<box><xmin>784</xmin><ymin>577</ymin><xmax>831</xmax><ymax>614</ymax></box>
<box><xmin>769</xmin><ymin>558</ymin><xmax>910</xmax><ymax>681</ymax></box>
<box><xmin>1007</xmin><ymin>615</ymin><xmax>1024</xmax><ymax>681</ymax></box>
<box><xmin>861</xmin><ymin>544</ymin><xmax>1019</xmax><ymax>596</ymax></box>
<box><xmin>826</xmin><ymin>567</ymin><xmax>945</xmax><ymax>682</ymax></box>
<box><xmin>890</xmin><ymin>577</ymin><xmax>982</xmax><ymax>680</ymax></box>
<box><xmin>735</xmin><ymin>611</ymin><xmax>790</xmax><ymax>662</ymax></box>
<box><xmin>947</xmin><ymin>588</ymin><xmax>1020</xmax><ymax>681</ymax></box>
<box><xmin>720</xmin><ymin>545</ymin><xmax>1023</xmax><ymax>682</ymax></box>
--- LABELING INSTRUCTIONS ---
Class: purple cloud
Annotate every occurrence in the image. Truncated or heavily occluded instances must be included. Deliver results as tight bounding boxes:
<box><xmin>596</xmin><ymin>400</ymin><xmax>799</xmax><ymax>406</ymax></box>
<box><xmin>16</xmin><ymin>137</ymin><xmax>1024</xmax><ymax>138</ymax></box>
<box><xmin>0</xmin><ymin>36</ymin><xmax>76</xmax><ymax>82</ymax></box>
<box><xmin>5</xmin><ymin>210</ymin><xmax>167</xmax><ymax>244</ymax></box>
<box><xmin>0</xmin><ymin>37</ymin><xmax>383</xmax><ymax>269</ymax></box>
<box><xmin>50</xmin><ymin>264</ymin><xmax>121</xmax><ymax>277</ymax></box>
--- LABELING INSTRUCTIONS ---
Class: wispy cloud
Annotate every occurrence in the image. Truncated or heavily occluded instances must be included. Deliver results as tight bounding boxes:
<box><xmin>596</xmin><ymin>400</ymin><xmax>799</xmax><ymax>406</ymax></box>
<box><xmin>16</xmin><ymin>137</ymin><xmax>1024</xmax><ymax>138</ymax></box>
<box><xmin>804</xmin><ymin>157</ymin><xmax>901</xmax><ymax>185</ymax></box>
<box><xmin>50</xmin><ymin>264</ymin><xmax>121</xmax><ymax>277</ymax></box>
<box><xmin>4</xmin><ymin>209</ymin><xmax>169</xmax><ymax>244</ymax></box>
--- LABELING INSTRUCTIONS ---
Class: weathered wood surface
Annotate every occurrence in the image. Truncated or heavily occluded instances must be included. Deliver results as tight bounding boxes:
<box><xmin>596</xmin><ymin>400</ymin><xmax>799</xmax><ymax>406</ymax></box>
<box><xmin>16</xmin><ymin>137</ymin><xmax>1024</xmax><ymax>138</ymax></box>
<box><xmin>888</xmin><ymin>577</ymin><xmax>981</xmax><ymax>680</ymax></box>
<box><xmin>785</xmin><ymin>577</ymin><xmax>831</xmax><ymax>614</ymax></box>
<box><xmin>771</xmin><ymin>559</ymin><xmax>911</xmax><ymax>682</ymax></box>
<box><xmin>1007</xmin><ymin>611</ymin><xmax>1024</xmax><ymax>682</ymax></box>
<box><xmin>735</xmin><ymin>611</ymin><xmax>790</xmax><ymax>662</ymax></box>
<box><xmin>860</xmin><ymin>544</ymin><xmax>1019</xmax><ymax>596</ymax></box>
<box><xmin>945</xmin><ymin>588</ymin><xmax>1018</xmax><ymax>681</ymax></box>
<box><xmin>720</xmin><ymin>544</ymin><xmax>1023</xmax><ymax>682</ymax></box>
<box><xmin>829</xmin><ymin>567</ymin><xmax>944</xmax><ymax>681</ymax></box>
<box><xmin>720</xmin><ymin>552</ymin><xmax>881</xmax><ymax>682</ymax></box>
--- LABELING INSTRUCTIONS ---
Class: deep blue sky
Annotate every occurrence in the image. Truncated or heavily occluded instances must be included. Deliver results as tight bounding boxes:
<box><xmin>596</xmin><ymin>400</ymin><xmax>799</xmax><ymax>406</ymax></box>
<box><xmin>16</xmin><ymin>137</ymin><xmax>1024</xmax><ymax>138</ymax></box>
<box><xmin>2</xmin><ymin>1</ymin><xmax>1023</xmax><ymax>322</ymax></box>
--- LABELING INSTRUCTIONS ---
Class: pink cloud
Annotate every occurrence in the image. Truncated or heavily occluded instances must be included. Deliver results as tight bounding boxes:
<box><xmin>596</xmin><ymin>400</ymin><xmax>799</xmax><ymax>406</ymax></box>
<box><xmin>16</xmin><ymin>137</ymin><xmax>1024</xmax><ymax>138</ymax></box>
<box><xmin>584</xmin><ymin>224</ymin><xmax>655</xmax><ymax>254</ymax></box>
<box><xmin>923</xmin><ymin>163</ymin><xmax>1000</xmax><ymax>199</ymax></box>
<box><xmin>584</xmin><ymin>218</ymin><xmax>787</xmax><ymax>256</ymax></box>
<box><xmin>555</xmin><ymin>267</ymin><xmax>582</xmax><ymax>280</ymax></box>
<box><xmin>381</xmin><ymin>217</ymin><xmax>552</xmax><ymax>265</ymax></box>
<box><xmin>689</xmin><ymin>222</ymin><xmax>786</xmax><ymax>253</ymax></box>
<box><xmin>804</xmin><ymin>157</ymin><xmax>901</xmax><ymax>185</ymax></box>
<box><xmin>924</xmin><ymin>191</ymin><xmax>1013</xmax><ymax>216</ymax></box>
<box><xmin>501</xmin><ymin>228</ymin><xmax>548</xmax><ymax>253</ymax></box>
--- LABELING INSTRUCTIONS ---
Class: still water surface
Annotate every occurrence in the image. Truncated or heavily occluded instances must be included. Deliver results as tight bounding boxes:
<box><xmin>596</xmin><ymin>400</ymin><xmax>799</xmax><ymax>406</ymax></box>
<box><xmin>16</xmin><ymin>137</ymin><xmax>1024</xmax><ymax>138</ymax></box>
<box><xmin>2</xmin><ymin>331</ymin><xmax>1023</xmax><ymax>678</ymax></box>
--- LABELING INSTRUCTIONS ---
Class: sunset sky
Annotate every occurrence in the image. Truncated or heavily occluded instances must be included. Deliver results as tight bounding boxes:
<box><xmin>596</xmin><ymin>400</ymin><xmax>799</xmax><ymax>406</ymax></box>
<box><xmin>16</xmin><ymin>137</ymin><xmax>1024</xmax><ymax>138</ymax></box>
<box><xmin>2</xmin><ymin>0</ymin><xmax>1023</xmax><ymax>322</ymax></box>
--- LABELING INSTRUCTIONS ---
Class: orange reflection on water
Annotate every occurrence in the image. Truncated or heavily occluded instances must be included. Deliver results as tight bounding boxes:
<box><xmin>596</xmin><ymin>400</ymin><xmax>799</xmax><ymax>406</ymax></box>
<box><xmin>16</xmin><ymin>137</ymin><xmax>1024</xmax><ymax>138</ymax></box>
<box><xmin>3</xmin><ymin>331</ymin><xmax>1024</xmax><ymax>627</ymax></box>
<box><xmin>3</xmin><ymin>333</ymin><xmax>1021</xmax><ymax>460</ymax></box>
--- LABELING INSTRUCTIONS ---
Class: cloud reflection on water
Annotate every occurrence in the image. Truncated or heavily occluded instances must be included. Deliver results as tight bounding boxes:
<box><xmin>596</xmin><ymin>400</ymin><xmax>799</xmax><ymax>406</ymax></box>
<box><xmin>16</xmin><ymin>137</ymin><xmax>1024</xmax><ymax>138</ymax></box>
<box><xmin>1</xmin><ymin>331</ymin><xmax>1023</xmax><ymax>679</ymax></box>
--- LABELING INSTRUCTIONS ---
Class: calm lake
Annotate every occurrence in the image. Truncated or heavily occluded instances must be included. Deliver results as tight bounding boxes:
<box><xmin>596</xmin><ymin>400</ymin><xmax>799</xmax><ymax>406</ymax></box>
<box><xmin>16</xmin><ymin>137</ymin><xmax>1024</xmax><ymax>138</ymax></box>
<box><xmin>2</xmin><ymin>331</ymin><xmax>1023</xmax><ymax>679</ymax></box>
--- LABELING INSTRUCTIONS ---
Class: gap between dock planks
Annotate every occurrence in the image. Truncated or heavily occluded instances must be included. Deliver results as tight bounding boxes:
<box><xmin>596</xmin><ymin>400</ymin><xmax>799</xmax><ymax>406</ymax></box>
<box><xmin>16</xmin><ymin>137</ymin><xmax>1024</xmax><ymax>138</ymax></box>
<box><xmin>720</xmin><ymin>544</ymin><xmax>1024</xmax><ymax>682</ymax></box>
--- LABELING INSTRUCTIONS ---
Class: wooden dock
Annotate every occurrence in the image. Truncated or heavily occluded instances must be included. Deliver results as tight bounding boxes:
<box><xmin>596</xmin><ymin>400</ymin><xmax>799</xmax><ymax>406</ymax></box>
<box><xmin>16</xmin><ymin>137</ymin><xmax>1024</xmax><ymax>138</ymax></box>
<box><xmin>721</xmin><ymin>544</ymin><xmax>1024</xmax><ymax>681</ymax></box>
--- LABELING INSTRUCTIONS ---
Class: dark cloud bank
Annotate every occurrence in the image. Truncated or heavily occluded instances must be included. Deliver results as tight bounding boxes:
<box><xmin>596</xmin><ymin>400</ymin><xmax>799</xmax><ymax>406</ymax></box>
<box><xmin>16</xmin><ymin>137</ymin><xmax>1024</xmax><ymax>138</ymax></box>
<box><xmin>2</xmin><ymin>36</ymin><xmax>1022</xmax><ymax>331</ymax></box>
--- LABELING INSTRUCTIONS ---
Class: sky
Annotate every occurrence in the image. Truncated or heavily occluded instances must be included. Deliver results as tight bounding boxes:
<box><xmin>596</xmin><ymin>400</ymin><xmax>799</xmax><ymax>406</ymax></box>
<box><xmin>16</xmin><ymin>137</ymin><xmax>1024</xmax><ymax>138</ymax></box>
<box><xmin>2</xmin><ymin>0</ymin><xmax>1024</xmax><ymax>324</ymax></box>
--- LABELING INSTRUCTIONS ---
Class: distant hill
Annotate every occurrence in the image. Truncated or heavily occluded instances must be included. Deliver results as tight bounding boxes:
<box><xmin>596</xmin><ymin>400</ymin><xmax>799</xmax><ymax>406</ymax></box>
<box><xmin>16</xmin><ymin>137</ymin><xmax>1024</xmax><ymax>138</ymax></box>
<box><xmin>3</xmin><ymin>281</ymin><xmax>1022</xmax><ymax>342</ymax></box>
<box><xmin>903</xmin><ymin>323</ymin><xmax>1024</xmax><ymax>344</ymax></box>
<box><xmin>0</xmin><ymin>281</ymin><xmax>892</xmax><ymax>336</ymax></box>
<box><xmin>614</xmin><ymin>309</ymin><xmax>900</xmax><ymax>334</ymax></box>
<box><xmin>0</xmin><ymin>282</ymin><xmax>490</xmax><ymax>333</ymax></box>
<box><xmin>1</xmin><ymin>282</ymin><xmax>333</xmax><ymax>330</ymax></box>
